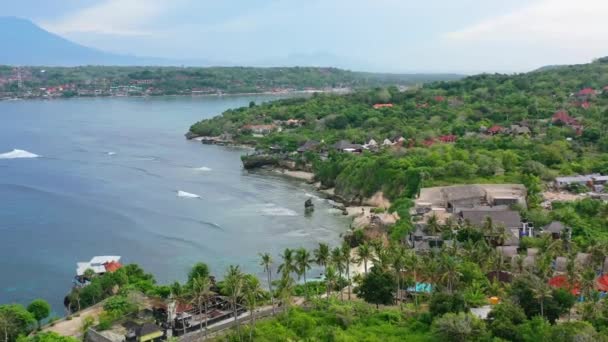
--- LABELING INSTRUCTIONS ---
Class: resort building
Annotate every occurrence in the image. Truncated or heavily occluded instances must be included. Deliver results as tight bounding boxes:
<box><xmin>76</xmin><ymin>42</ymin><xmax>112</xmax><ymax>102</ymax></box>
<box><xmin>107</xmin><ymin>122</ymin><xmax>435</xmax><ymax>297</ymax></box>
<box><xmin>76</xmin><ymin>256</ymin><xmax>122</xmax><ymax>282</ymax></box>
<box><xmin>415</xmin><ymin>184</ymin><xmax>527</xmax><ymax>212</ymax></box>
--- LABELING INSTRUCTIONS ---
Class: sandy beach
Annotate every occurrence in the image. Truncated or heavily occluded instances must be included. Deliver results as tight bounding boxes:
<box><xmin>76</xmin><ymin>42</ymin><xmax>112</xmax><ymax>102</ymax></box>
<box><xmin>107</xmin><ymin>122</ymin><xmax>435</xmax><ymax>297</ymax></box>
<box><xmin>272</xmin><ymin>168</ymin><xmax>315</xmax><ymax>182</ymax></box>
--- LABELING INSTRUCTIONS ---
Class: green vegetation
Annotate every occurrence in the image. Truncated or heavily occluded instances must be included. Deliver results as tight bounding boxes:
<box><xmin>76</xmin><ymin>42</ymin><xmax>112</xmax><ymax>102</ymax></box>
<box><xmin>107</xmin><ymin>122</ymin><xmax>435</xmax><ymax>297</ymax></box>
<box><xmin>0</xmin><ymin>66</ymin><xmax>462</xmax><ymax>98</ymax></box>
<box><xmin>26</xmin><ymin>300</ymin><xmax>51</xmax><ymax>330</ymax></box>
<box><xmin>225</xmin><ymin>302</ymin><xmax>434</xmax><ymax>342</ymax></box>
<box><xmin>17</xmin><ymin>332</ymin><xmax>77</xmax><ymax>342</ymax></box>
<box><xmin>0</xmin><ymin>302</ymin><xmax>40</xmax><ymax>342</ymax></box>
<box><xmin>191</xmin><ymin>57</ymin><xmax>608</xmax><ymax>244</ymax></box>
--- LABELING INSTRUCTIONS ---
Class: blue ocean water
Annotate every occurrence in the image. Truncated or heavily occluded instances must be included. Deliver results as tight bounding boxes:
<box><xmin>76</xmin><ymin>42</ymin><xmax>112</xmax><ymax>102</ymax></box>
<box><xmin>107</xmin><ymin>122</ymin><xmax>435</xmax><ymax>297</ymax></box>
<box><xmin>0</xmin><ymin>96</ymin><xmax>349</xmax><ymax>315</ymax></box>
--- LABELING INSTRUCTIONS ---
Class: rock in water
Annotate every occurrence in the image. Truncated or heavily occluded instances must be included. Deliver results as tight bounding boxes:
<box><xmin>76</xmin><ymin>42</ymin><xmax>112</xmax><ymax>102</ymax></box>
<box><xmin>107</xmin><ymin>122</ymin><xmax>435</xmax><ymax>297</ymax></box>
<box><xmin>305</xmin><ymin>198</ymin><xmax>314</xmax><ymax>211</ymax></box>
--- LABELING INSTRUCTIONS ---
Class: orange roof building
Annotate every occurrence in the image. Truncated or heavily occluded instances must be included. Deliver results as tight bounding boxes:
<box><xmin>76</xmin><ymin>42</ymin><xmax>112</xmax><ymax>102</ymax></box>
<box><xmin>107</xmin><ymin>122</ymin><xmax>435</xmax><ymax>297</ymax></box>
<box><xmin>103</xmin><ymin>261</ymin><xmax>123</xmax><ymax>273</ymax></box>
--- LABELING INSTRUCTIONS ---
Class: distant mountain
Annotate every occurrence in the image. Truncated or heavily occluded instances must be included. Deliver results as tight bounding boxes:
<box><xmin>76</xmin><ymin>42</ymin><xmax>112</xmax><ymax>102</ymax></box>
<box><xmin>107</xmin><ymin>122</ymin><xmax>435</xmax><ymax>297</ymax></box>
<box><xmin>0</xmin><ymin>17</ymin><xmax>215</xmax><ymax>66</ymax></box>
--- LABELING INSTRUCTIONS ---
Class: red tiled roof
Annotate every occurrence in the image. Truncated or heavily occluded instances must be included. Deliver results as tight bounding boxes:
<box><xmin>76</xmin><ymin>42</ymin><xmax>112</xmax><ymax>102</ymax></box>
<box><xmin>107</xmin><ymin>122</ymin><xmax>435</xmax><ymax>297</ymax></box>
<box><xmin>596</xmin><ymin>275</ymin><xmax>608</xmax><ymax>292</ymax></box>
<box><xmin>434</xmin><ymin>96</ymin><xmax>445</xmax><ymax>102</ymax></box>
<box><xmin>422</xmin><ymin>138</ymin><xmax>435</xmax><ymax>146</ymax></box>
<box><xmin>581</xmin><ymin>101</ymin><xmax>591</xmax><ymax>109</ymax></box>
<box><xmin>548</xmin><ymin>275</ymin><xmax>580</xmax><ymax>295</ymax></box>
<box><xmin>103</xmin><ymin>261</ymin><xmax>123</xmax><ymax>273</ymax></box>
<box><xmin>552</xmin><ymin>110</ymin><xmax>580</xmax><ymax>126</ymax></box>
<box><xmin>578</xmin><ymin>88</ymin><xmax>595</xmax><ymax>96</ymax></box>
<box><xmin>175</xmin><ymin>302</ymin><xmax>193</xmax><ymax>314</ymax></box>
<box><xmin>487</xmin><ymin>125</ymin><xmax>504</xmax><ymax>134</ymax></box>
<box><xmin>373</xmin><ymin>103</ymin><xmax>393</xmax><ymax>109</ymax></box>
<box><xmin>439</xmin><ymin>135</ymin><xmax>457</xmax><ymax>143</ymax></box>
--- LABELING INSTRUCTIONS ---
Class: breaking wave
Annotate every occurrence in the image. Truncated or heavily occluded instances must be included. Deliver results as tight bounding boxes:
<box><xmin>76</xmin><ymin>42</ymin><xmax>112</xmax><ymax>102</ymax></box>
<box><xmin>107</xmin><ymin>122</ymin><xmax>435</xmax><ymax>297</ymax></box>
<box><xmin>195</xmin><ymin>166</ymin><xmax>212</xmax><ymax>172</ymax></box>
<box><xmin>305</xmin><ymin>193</ymin><xmax>321</xmax><ymax>200</ymax></box>
<box><xmin>106</xmin><ymin>151</ymin><xmax>116</xmax><ymax>156</ymax></box>
<box><xmin>177</xmin><ymin>190</ymin><xmax>201</xmax><ymax>198</ymax></box>
<box><xmin>283</xmin><ymin>229</ymin><xmax>311</xmax><ymax>237</ymax></box>
<box><xmin>0</xmin><ymin>149</ymin><xmax>40</xmax><ymax>159</ymax></box>
<box><xmin>260</xmin><ymin>203</ymin><xmax>298</xmax><ymax>216</ymax></box>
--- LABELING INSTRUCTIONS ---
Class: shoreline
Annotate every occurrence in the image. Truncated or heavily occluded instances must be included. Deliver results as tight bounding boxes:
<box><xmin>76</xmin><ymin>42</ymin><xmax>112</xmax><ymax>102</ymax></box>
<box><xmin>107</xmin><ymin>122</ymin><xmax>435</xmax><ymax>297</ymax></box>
<box><xmin>260</xmin><ymin>165</ymin><xmax>398</xmax><ymax>231</ymax></box>
<box><xmin>0</xmin><ymin>88</ymin><xmax>350</xmax><ymax>102</ymax></box>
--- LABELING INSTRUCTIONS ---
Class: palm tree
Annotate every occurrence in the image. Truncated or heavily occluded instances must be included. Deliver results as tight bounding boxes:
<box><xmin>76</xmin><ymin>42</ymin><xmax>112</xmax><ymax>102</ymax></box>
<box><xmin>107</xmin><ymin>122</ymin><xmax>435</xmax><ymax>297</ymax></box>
<box><xmin>482</xmin><ymin>216</ymin><xmax>494</xmax><ymax>244</ymax></box>
<box><xmin>439</xmin><ymin>253</ymin><xmax>461</xmax><ymax>294</ymax></box>
<box><xmin>191</xmin><ymin>275</ymin><xmax>213</xmax><ymax>338</ymax></box>
<box><xmin>170</xmin><ymin>281</ymin><xmax>190</xmax><ymax>336</ymax></box>
<box><xmin>391</xmin><ymin>245</ymin><xmax>407</xmax><ymax>303</ymax></box>
<box><xmin>581</xmin><ymin>267</ymin><xmax>596</xmax><ymax>300</ymax></box>
<box><xmin>295</xmin><ymin>248</ymin><xmax>313</xmax><ymax>297</ymax></box>
<box><xmin>258</xmin><ymin>252</ymin><xmax>275</xmax><ymax>314</ymax></box>
<box><xmin>427</xmin><ymin>213</ymin><xmax>441</xmax><ymax>237</ymax></box>
<box><xmin>514</xmin><ymin>255</ymin><xmax>525</xmax><ymax>275</ymax></box>
<box><xmin>331</xmin><ymin>247</ymin><xmax>345</xmax><ymax>301</ymax></box>
<box><xmin>341</xmin><ymin>242</ymin><xmax>353</xmax><ymax>300</ymax></box>
<box><xmin>588</xmin><ymin>242</ymin><xmax>608</xmax><ymax>270</ymax></box>
<box><xmin>243</xmin><ymin>276</ymin><xmax>265</xmax><ymax>342</ymax></box>
<box><xmin>405</xmin><ymin>252</ymin><xmax>420</xmax><ymax>309</ymax></box>
<box><xmin>356</xmin><ymin>242</ymin><xmax>373</xmax><ymax>274</ymax></box>
<box><xmin>314</xmin><ymin>243</ymin><xmax>330</xmax><ymax>277</ymax></box>
<box><xmin>276</xmin><ymin>274</ymin><xmax>295</xmax><ymax>308</ymax></box>
<box><xmin>278</xmin><ymin>248</ymin><xmax>295</xmax><ymax>281</ymax></box>
<box><xmin>223</xmin><ymin>265</ymin><xmax>244</xmax><ymax>336</ymax></box>
<box><xmin>531</xmin><ymin>277</ymin><xmax>553</xmax><ymax>317</ymax></box>
<box><xmin>324</xmin><ymin>265</ymin><xmax>338</xmax><ymax>302</ymax></box>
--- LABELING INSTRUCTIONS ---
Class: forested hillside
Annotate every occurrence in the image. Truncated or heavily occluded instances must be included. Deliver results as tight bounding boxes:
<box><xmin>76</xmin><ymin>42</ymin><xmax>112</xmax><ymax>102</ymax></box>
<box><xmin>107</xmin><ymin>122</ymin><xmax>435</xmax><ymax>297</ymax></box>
<box><xmin>0</xmin><ymin>65</ymin><xmax>462</xmax><ymax>98</ymax></box>
<box><xmin>190</xmin><ymin>58</ymin><xmax>608</xmax><ymax>245</ymax></box>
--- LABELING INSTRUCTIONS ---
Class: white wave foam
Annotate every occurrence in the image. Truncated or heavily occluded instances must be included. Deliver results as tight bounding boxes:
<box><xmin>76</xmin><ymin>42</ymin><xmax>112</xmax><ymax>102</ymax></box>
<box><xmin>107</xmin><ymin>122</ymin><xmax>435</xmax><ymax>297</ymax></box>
<box><xmin>305</xmin><ymin>193</ymin><xmax>321</xmax><ymax>200</ymax></box>
<box><xmin>327</xmin><ymin>208</ymin><xmax>345</xmax><ymax>215</ymax></box>
<box><xmin>0</xmin><ymin>149</ymin><xmax>40</xmax><ymax>159</ymax></box>
<box><xmin>106</xmin><ymin>152</ymin><xmax>116</xmax><ymax>156</ymax></box>
<box><xmin>195</xmin><ymin>166</ymin><xmax>212</xmax><ymax>172</ymax></box>
<box><xmin>260</xmin><ymin>203</ymin><xmax>298</xmax><ymax>216</ymax></box>
<box><xmin>177</xmin><ymin>190</ymin><xmax>201</xmax><ymax>198</ymax></box>
<box><xmin>283</xmin><ymin>230</ymin><xmax>310</xmax><ymax>237</ymax></box>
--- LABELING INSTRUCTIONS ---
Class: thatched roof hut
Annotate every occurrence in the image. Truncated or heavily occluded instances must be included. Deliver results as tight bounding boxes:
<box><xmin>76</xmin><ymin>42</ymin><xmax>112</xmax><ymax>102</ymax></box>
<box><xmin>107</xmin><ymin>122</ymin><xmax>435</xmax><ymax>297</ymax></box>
<box><xmin>527</xmin><ymin>248</ymin><xmax>539</xmax><ymax>257</ymax></box>
<box><xmin>497</xmin><ymin>246</ymin><xmax>518</xmax><ymax>259</ymax></box>
<box><xmin>576</xmin><ymin>253</ymin><xmax>592</xmax><ymax>268</ymax></box>
<box><xmin>523</xmin><ymin>255</ymin><xmax>536</xmax><ymax>269</ymax></box>
<box><xmin>554</xmin><ymin>256</ymin><xmax>568</xmax><ymax>273</ymax></box>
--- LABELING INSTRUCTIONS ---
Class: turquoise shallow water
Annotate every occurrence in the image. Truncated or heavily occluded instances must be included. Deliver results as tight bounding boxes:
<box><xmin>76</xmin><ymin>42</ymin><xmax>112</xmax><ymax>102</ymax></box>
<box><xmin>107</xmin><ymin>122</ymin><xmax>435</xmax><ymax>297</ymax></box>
<box><xmin>0</xmin><ymin>96</ymin><xmax>349</xmax><ymax>315</ymax></box>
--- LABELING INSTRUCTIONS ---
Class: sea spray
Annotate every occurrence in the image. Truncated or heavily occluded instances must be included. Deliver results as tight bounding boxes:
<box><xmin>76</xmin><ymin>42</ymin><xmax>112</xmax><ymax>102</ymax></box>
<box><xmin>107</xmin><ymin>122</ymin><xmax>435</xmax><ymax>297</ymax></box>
<box><xmin>0</xmin><ymin>149</ymin><xmax>40</xmax><ymax>159</ymax></box>
<box><xmin>177</xmin><ymin>190</ymin><xmax>201</xmax><ymax>198</ymax></box>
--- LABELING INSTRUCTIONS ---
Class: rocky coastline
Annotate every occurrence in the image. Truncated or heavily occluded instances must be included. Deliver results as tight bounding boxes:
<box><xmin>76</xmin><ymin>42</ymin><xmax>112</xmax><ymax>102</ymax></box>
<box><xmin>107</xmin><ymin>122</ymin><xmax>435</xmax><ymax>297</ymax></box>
<box><xmin>186</xmin><ymin>134</ymin><xmax>399</xmax><ymax>245</ymax></box>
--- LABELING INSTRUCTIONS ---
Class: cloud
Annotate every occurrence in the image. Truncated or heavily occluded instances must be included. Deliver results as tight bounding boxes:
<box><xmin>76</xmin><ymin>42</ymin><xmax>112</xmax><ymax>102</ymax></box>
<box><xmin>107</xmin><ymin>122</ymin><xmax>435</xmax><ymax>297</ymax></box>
<box><xmin>41</xmin><ymin>0</ymin><xmax>171</xmax><ymax>36</ymax></box>
<box><xmin>446</xmin><ymin>0</ymin><xmax>608</xmax><ymax>44</ymax></box>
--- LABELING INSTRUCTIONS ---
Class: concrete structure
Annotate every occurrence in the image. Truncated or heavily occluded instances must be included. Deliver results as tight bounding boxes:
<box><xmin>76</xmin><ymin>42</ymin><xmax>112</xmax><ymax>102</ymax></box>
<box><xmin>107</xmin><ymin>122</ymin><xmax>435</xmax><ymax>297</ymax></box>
<box><xmin>416</xmin><ymin>184</ymin><xmax>527</xmax><ymax>211</ymax></box>
<box><xmin>76</xmin><ymin>256</ymin><xmax>121</xmax><ymax>278</ymax></box>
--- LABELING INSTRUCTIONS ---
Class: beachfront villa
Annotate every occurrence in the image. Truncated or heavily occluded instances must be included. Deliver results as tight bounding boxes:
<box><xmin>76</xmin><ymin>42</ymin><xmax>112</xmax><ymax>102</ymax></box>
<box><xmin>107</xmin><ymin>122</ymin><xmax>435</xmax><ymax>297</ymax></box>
<box><xmin>75</xmin><ymin>255</ymin><xmax>122</xmax><ymax>283</ymax></box>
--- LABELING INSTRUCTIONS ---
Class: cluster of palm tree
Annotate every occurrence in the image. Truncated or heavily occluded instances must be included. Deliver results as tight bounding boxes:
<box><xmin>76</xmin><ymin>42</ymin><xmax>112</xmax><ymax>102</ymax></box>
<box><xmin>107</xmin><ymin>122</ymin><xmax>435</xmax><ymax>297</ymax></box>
<box><xmin>167</xmin><ymin>263</ymin><xmax>265</xmax><ymax>340</ymax></box>
<box><xmin>168</xmin><ymin>232</ymin><xmax>608</xmax><ymax>339</ymax></box>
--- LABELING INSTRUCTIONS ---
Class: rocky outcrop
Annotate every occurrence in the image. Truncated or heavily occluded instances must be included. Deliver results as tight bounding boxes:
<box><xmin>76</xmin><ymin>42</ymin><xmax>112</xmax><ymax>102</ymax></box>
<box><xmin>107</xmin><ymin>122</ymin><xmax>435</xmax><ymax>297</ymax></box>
<box><xmin>185</xmin><ymin>131</ymin><xmax>199</xmax><ymax>140</ymax></box>
<box><xmin>241</xmin><ymin>154</ymin><xmax>279</xmax><ymax>169</ymax></box>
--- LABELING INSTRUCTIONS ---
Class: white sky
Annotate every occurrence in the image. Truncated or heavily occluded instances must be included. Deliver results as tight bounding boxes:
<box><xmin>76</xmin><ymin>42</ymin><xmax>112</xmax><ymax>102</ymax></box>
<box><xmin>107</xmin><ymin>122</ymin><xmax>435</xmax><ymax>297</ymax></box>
<box><xmin>2</xmin><ymin>0</ymin><xmax>608</xmax><ymax>73</ymax></box>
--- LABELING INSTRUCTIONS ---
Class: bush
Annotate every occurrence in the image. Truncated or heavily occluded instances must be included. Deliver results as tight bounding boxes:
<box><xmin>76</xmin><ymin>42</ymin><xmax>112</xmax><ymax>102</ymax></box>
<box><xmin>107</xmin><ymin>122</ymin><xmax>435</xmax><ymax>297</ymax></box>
<box><xmin>429</xmin><ymin>292</ymin><xmax>466</xmax><ymax>318</ymax></box>
<box><xmin>432</xmin><ymin>312</ymin><xmax>487</xmax><ymax>342</ymax></box>
<box><xmin>103</xmin><ymin>296</ymin><xmax>135</xmax><ymax>315</ymax></box>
